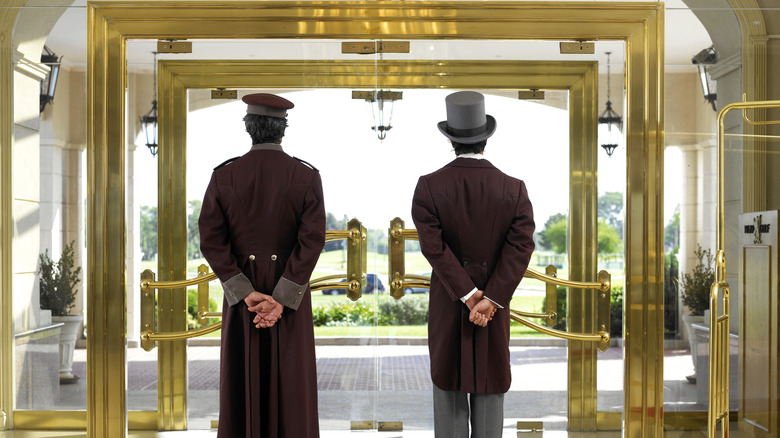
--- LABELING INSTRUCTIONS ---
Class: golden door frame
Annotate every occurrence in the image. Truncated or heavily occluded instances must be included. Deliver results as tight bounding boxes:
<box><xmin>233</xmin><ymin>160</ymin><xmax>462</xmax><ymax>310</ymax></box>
<box><xmin>4</xmin><ymin>1</ymin><xmax>663</xmax><ymax>437</ymax></box>
<box><xmin>155</xmin><ymin>59</ymin><xmax>601</xmax><ymax>431</ymax></box>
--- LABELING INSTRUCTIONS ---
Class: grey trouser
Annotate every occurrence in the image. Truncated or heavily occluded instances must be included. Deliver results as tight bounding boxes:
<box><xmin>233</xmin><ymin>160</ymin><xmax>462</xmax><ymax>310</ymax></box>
<box><xmin>433</xmin><ymin>384</ymin><xmax>504</xmax><ymax>438</ymax></box>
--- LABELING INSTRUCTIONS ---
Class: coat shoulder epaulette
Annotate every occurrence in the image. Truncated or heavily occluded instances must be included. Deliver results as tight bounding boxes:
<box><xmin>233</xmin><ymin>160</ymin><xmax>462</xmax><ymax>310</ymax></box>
<box><xmin>293</xmin><ymin>156</ymin><xmax>319</xmax><ymax>172</ymax></box>
<box><xmin>214</xmin><ymin>156</ymin><xmax>240</xmax><ymax>170</ymax></box>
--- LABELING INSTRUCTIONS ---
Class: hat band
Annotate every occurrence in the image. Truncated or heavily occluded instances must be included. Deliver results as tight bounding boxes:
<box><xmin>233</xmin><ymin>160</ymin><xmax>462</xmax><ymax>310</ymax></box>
<box><xmin>447</xmin><ymin>123</ymin><xmax>488</xmax><ymax>138</ymax></box>
<box><xmin>247</xmin><ymin>104</ymin><xmax>288</xmax><ymax>118</ymax></box>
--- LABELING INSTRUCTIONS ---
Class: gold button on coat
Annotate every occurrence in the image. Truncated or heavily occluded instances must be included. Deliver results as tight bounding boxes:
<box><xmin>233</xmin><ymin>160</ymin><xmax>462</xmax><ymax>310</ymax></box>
<box><xmin>271</xmin><ymin>254</ymin><xmax>277</xmax><ymax>261</ymax></box>
<box><xmin>249</xmin><ymin>255</ymin><xmax>255</xmax><ymax>261</ymax></box>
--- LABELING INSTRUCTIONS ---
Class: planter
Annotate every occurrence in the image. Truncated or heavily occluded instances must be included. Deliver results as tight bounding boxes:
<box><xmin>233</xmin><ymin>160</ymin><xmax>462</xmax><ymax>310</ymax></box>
<box><xmin>51</xmin><ymin>314</ymin><xmax>83</xmax><ymax>383</ymax></box>
<box><xmin>682</xmin><ymin>314</ymin><xmax>705</xmax><ymax>383</ymax></box>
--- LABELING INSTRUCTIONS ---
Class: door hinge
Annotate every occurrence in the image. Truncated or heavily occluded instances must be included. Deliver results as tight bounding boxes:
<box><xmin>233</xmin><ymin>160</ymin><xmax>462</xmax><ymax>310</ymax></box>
<box><xmin>342</xmin><ymin>41</ymin><xmax>410</xmax><ymax>54</ymax></box>
<box><xmin>211</xmin><ymin>89</ymin><xmax>237</xmax><ymax>100</ymax></box>
<box><xmin>559</xmin><ymin>41</ymin><xmax>595</xmax><ymax>54</ymax></box>
<box><xmin>157</xmin><ymin>40</ymin><xmax>193</xmax><ymax>54</ymax></box>
<box><xmin>518</xmin><ymin>89</ymin><xmax>545</xmax><ymax>100</ymax></box>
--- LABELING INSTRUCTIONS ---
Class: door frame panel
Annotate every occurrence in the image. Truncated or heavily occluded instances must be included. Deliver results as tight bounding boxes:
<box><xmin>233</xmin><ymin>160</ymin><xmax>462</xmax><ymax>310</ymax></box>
<box><xmin>85</xmin><ymin>2</ymin><xmax>664</xmax><ymax>436</ymax></box>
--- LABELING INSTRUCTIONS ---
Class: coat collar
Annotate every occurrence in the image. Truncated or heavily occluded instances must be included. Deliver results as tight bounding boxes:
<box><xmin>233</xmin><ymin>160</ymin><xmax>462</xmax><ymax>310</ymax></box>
<box><xmin>250</xmin><ymin>143</ymin><xmax>284</xmax><ymax>152</ymax></box>
<box><xmin>445</xmin><ymin>156</ymin><xmax>497</xmax><ymax>169</ymax></box>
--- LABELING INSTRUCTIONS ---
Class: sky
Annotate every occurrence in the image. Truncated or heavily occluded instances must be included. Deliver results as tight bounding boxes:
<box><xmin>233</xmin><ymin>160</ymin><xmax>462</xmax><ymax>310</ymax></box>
<box><xmin>134</xmin><ymin>89</ymin><xmax>680</xmax><ymax>231</ymax></box>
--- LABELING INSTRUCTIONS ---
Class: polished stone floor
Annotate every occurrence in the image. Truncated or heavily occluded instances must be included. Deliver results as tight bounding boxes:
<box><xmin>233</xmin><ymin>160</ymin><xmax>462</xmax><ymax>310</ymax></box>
<box><xmin>4</xmin><ymin>340</ymin><xmax>724</xmax><ymax>436</ymax></box>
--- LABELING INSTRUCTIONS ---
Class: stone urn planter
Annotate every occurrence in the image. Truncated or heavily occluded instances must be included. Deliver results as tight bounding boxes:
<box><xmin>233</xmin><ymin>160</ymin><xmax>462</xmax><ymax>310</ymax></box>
<box><xmin>682</xmin><ymin>313</ymin><xmax>705</xmax><ymax>382</ymax></box>
<box><xmin>51</xmin><ymin>314</ymin><xmax>83</xmax><ymax>383</ymax></box>
<box><xmin>680</xmin><ymin>244</ymin><xmax>715</xmax><ymax>384</ymax></box>
<box><xmin>38</xmin><ymin>241</ymin><xmax>82</xmax><ymax>384</ymax></box>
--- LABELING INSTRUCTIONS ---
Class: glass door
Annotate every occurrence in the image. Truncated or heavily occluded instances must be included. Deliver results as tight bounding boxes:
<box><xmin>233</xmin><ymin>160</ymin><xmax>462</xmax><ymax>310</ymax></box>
<box><xmin>140</xmin><ymin>37</ymin><xmax>621</xmax><ymax>435</ymax></box>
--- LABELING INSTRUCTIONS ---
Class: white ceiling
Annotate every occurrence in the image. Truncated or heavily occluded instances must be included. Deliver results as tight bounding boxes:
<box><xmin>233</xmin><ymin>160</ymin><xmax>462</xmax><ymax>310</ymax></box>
<box><xmin>43</xmin><ymin>0</ymin><xmax>714</xmax><ymax>74</ymax></box>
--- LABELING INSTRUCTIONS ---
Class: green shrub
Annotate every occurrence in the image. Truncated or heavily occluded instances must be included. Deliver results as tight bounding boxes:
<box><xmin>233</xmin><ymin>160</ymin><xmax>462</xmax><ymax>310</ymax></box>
<box><xmin>38</xmin><ymin>240</ymin><xmax>81</xmax><ymax>316</ymax></box>
<box><xmin>680</xmin><ymin>244</ymin><xmax>714</xmax><ymax>316</ymax></box>
<box><xmin>186</xmin><ymin>288</ymin><xmax>219</xmax><ymax>330</ymax></box>
<box><xmin>312</xmin><ymin>296</ymin><xmax>429</xmax><ymax>327</ymax></box>
<box><xmin>378</xmin><ymin>295</ymin><xmax>428</xmax><ymax>325</ymax></box>
<box><xmin>610</xmin><ymin>283</ymin><xmax>623</xmax><ymax>338</ymax></box>
<box><xmin>540</xmin><ymin>286</ymin><xmax>567</xmax><ymax>330</ymax></box>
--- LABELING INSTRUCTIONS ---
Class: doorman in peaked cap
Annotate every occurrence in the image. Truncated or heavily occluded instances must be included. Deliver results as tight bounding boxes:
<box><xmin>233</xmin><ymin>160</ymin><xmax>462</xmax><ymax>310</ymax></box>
<box><xmin>412</xmin><ymin>91</ymin><xmax>536</xmax><ymax>438</ymax></box>
<box><xmin>199</xmin><ymin>93</ymin><xmax>325</xmax><ymax>438</ymax></box>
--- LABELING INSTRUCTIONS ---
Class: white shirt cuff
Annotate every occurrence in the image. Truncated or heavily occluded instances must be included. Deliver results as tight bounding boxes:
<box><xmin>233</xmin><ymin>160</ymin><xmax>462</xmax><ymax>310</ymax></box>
<box><xmin>484</xmin><ymin>296</ymin><xmax>504</xmax><ymax>309</ymax></box>
<box><xmin>460</xmin><ymin>287</ymin><xmax>478</xmax><ymax>303</ymax></box>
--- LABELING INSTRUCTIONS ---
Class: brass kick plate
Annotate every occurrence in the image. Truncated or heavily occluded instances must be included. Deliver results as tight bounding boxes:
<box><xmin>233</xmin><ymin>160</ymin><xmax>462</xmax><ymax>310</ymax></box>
<box><xmin>342</xmin><ymin>41</ymin><xmax>410</xmax><ymax>54</ymax></box>
<box><xmin>518</xmin><ymin>90</ymin><xmax>545</xmax><ymax>100</ymax></box>
<box><xmin>517</xmin><ymin>421</ymin><xmax>543</xmax><ymax>431</ymax></box>
<box><xmin>211</xmin><ymin>89</ymin><xmax>237</xmax><ymax>99</ymax></box>
<box><xmin>559</xmin><ymin>42</ymin><xmax>595</xmax><ymax>54</ymax></box>
<box><xmin>378</xmin><ymin>421</ymin><xmax>403</xmax><ymax>431</ymax></box>
<box><xmin>157</xmin><ymin>40</ymin><xmax>193</xmax><ymax>53</ymax></box>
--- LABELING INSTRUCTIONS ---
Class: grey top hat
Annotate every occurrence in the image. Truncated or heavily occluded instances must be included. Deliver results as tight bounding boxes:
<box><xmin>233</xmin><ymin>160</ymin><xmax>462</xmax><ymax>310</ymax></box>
<box><xmin>437</xmin><ymin>91</ymin><xmax>497</xmax><ymax>144</ymax></box>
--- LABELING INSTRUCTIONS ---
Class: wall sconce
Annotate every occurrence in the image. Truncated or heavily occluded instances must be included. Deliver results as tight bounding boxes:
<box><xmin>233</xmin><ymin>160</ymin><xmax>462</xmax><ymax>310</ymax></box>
<box><xmin>139</xmin><ymin>52</ymin><xmax>158</xmax><ymax>156</ymax></box>
<box><xmin>598</xmin><ymin>52</ymin><xmax>623</xmax><ymax>157</ymax></box>
<box><xmin>692</xmin><ymin>46</ymin><xmax>717</xmax><ymax>112</ymax></box>
<box><xmin>39</xmin><ymin>46</ymin><xmax>62</xmax><ymax>113</ymax></box>
<box><xmin>352</xmin><ymin>90</ymin><xmax>402</xmax><ymax>141</ymax></box>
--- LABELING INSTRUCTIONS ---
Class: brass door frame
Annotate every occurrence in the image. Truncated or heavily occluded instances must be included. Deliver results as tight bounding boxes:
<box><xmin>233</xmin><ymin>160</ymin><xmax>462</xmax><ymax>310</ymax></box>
<box><xmin>156</xmin><ymin>59</ymin><xmax>598</xmax><ymax>431</ymax></box>
<box><xmin>84</xmin><ymin>2</ymin><xmax>664</xmax><ymax>437</ymax></box>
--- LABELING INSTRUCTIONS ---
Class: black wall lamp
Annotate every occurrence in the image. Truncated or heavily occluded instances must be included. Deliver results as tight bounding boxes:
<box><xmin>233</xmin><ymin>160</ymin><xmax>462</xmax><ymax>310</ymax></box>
<box><xmin>40</xmin><ymin>46</ymin><xmax>62</xmax><ymax>113</ymax></box>
<box><xmin>692</xmin><ymin>46</ymin><xmax>717</xmax><ymax>112</ymax></box>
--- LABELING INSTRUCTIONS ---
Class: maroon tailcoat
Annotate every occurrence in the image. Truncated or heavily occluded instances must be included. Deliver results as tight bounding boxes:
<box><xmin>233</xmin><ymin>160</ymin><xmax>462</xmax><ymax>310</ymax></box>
<box><xmin>199</xmin><ymin>143</ymin><xmax>325</xmax><ymax>438</ymax></box>
<box><xmin>411</xmin><ymin>157</ymin><xmax>535</xmax><ymax>394</ymax></box>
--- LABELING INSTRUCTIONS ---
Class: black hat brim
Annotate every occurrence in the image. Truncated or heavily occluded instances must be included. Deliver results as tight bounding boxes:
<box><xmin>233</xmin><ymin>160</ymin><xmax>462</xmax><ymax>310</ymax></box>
<box><xmin>437</xmin><ymin>115</ymin><xmax>496</xmax><ymax>143</ymax></box>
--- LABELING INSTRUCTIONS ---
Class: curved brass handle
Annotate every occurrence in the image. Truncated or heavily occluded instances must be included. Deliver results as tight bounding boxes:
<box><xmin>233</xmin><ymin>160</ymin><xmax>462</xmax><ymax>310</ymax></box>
<box><xmin>525</xmin><ymin>268</ymin><xmax>609</xmax><ymax>292</ymax></box>
<box><xmin>509</xmin><ymin>309</ymin><xmax>610</xmax><ymax>353</ymax></box>
<box><xmin>511</xmin><ymin>308</ymin><xmax>557</xmax><ymax>322</ymax></box>
<box><xmin>140</xmin><ymin>322</ymin><xmax>222</xmax><ymax>343</ymax></box>
<box><xmin>141</xmin><ymin>271</ymin><xmax>217</xmax><ymax>291</ymax></box>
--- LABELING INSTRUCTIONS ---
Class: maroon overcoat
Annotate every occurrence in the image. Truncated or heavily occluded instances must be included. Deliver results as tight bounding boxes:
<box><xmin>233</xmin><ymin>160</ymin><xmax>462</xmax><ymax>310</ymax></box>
<box><xmin>199</xmin><ymin>143</ymin><xmax>326</xmax><ymax>438</ymax></box>
<box><xmin>411</xmin><ymin>157</ymin><xmax>535</xmax><ymax>394</ymax></box>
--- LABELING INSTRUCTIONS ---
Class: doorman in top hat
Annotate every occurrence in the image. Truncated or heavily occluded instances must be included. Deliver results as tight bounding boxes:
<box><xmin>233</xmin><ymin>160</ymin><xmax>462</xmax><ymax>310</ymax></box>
<box><xmin>411</xmin><ymin>91</ymin><xmax>536</xmax><ymax>438</ymax></box>
<box><xmin>199</xmin><ymin>93</ymin><xmax>325</xmax><ymax>438</ymax></box>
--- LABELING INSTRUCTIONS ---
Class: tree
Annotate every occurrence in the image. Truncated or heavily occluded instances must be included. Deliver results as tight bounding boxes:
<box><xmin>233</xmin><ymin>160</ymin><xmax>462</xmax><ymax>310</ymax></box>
<box><xmin>187</xmin><ymin>200</ymin><xmax>202</xmax><ymax>259</ymax></box>
<box><xmin>368</xmin><ymin>228</ymin><xmax>388</xmax><ymax>255</ymax></box>
<box><xmin>538</xmin><ymin>213</ymin><xmax>567</xmax><ymax>251</ymax></box>
<box><xmin>598</xmin><ymin>191</ymin><xmax>624</xmax><ymax>237</ymax></box>
<box><xmin>665</xmin><ymin>205</ymin><xmax>680</xmax><ymax>252</ymax></box>
<box><xmin>597</xmin><ymin>219</ymin><xmax>621</xmax><ymax>253</ymax></box>
<box><xmin>543</xmin><ymin>216</ymin><xmax>568</xmax><ymax>254</ymax></box>
<box><xmin>323</xmin><ymin>212</ymin><xmax>346</xmax><ymax>252</ymax></box>
<box><xmin>140</xmin><ymin>205</ymin><xmax>158</xmax><ymax>261</ymax></box>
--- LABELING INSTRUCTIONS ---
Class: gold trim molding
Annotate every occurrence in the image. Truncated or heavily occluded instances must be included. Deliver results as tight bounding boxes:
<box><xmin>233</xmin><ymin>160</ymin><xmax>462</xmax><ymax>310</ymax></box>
<box><xmin>0</xmin><ymin>1</ymin><xmax>27</xmax><ymax>430</ymax></box>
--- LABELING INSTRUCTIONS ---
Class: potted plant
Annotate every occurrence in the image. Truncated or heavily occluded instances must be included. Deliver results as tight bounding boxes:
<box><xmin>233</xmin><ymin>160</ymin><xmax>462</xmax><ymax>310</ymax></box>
<box><xmin>679</xmin><ymin>244</ymin><xmax>715</xmax><ymax>383</ymax></box>
<box><xmin>38</xmin><ymin>240</ymin><xmax>83</xmax><ymax>383</ymax></box>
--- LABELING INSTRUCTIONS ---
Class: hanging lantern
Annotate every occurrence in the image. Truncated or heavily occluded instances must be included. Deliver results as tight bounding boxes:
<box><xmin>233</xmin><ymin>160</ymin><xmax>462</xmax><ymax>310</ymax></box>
<box><xmin>139</xmin><ymin>52</ymin><xmax>158</xmax><ymax>156</ymax></box>
<box><xmin>352</xmin><ymin>90</ymin><xmax>403</xmax><ymax>141</ymax></box>
<box><xmin>598</xmin><ymin>52</ymin><xmax>623</xmax><ymax>157</ymax></box>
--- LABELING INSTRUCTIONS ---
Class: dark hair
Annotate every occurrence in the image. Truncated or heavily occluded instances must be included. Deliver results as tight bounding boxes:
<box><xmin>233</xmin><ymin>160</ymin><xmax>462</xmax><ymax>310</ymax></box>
<box><xmin>243</xmin><ymin>114</ymin><xmax>288</xmax><ymax>144</ymax></box>
<box><xmin>452</xmin><ymin>140</ymin><xmax>487</xmax><ymax>155</ymax></box>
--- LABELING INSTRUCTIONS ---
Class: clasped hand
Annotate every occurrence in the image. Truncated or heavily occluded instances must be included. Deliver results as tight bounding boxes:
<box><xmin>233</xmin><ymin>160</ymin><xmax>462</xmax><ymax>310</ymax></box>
<box><xmin>244</xmin><ymin>292</ymin><xmax>283</xmax><ymax>329</ymax></box>
<box><xmin>465</xmin><ymin>290</ymin><xmax>497</xmax><ymax>328</ymax></box>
